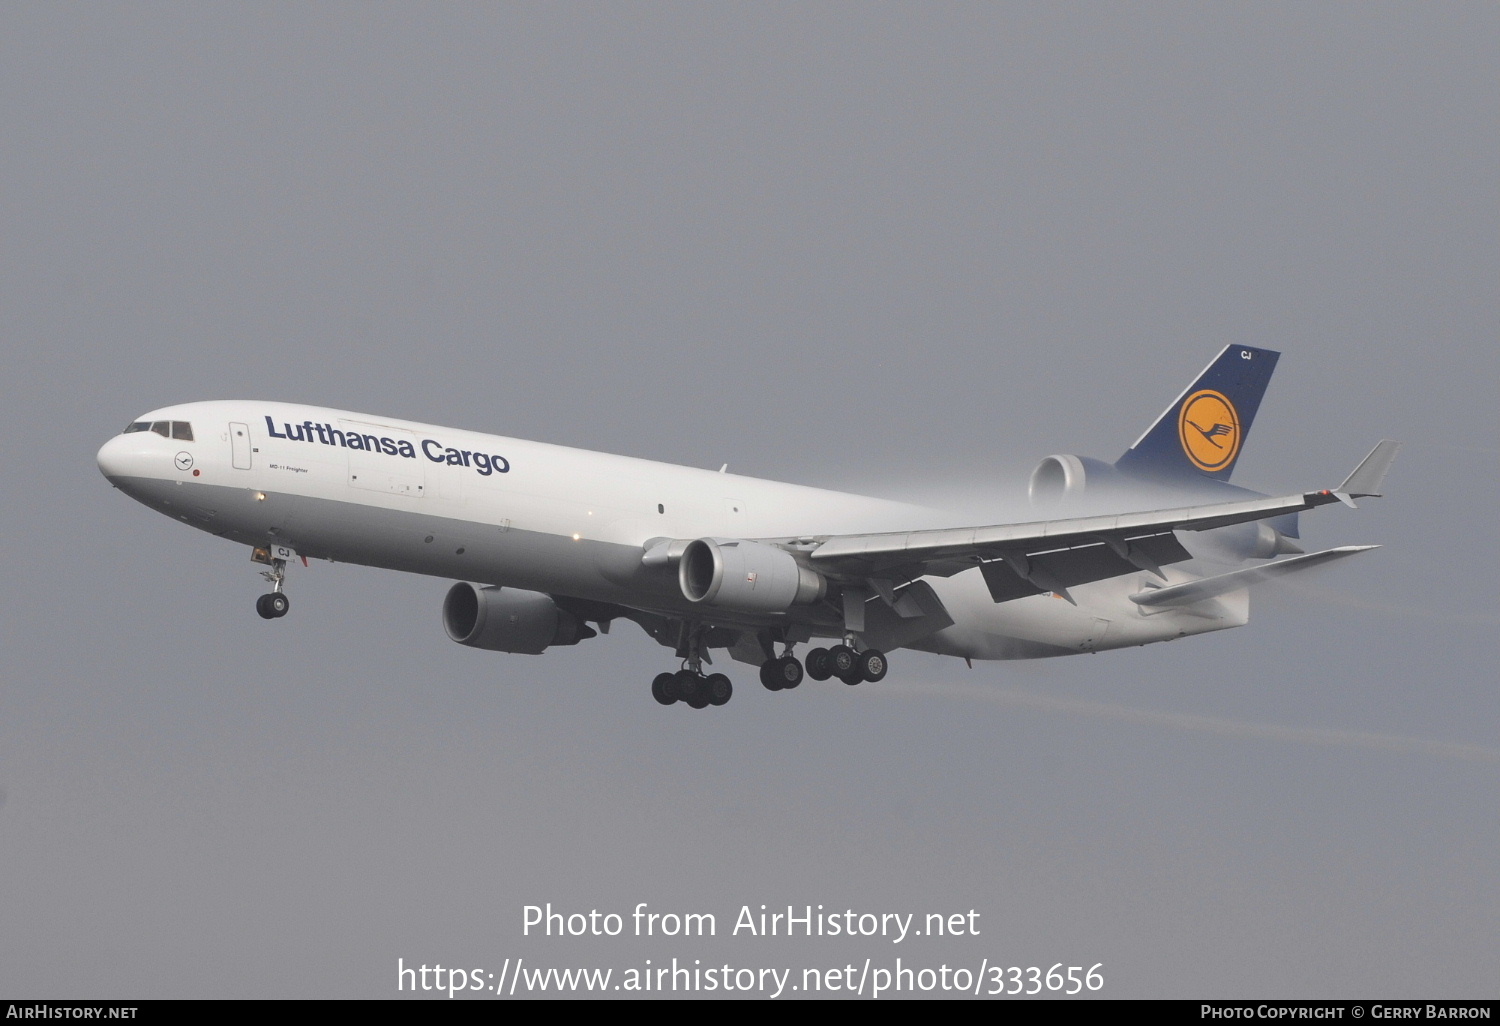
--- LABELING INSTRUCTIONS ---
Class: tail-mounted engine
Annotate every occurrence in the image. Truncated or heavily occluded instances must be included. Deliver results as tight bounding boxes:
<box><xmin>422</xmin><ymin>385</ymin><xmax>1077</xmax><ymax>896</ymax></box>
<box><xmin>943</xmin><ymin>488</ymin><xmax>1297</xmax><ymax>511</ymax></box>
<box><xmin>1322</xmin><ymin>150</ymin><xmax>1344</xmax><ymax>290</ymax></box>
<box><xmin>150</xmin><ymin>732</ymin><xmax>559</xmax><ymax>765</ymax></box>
<box><xmin>1028</xmin><ymin>454</ymin><xmax>1120</xmax><ymax>504</ymax></box>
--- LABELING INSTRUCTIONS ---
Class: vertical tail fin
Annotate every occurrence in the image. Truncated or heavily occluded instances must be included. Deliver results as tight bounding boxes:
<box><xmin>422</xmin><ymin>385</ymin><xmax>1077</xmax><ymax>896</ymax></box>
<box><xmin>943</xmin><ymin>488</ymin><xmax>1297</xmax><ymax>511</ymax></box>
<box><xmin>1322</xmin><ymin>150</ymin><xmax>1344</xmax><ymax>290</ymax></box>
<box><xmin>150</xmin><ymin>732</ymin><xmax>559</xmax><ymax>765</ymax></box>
<box><xmin>1114</xmin><ymin>345</ymin><xmax>1279</xmax><ymax>483</ymax></box>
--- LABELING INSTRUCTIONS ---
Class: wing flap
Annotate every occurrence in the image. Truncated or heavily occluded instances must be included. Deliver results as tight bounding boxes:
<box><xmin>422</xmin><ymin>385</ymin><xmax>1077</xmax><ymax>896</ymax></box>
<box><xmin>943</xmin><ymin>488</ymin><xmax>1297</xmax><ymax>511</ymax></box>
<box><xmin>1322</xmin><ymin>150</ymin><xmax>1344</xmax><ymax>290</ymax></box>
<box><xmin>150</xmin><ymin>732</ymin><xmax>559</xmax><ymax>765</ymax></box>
<box><xmin>1129</xmin><ymin>545</ymin><xmax>1379</xmax><ymax>609</ymax></box>
<box><xmin>977</xmin><ymin>531</ymin><xmax>1191</xmax><ymax>604</ymax></box>
<box><xmin>858</xmin><ymin>580</ymin><xmax>956</xmax><ymax>651</ymax></box>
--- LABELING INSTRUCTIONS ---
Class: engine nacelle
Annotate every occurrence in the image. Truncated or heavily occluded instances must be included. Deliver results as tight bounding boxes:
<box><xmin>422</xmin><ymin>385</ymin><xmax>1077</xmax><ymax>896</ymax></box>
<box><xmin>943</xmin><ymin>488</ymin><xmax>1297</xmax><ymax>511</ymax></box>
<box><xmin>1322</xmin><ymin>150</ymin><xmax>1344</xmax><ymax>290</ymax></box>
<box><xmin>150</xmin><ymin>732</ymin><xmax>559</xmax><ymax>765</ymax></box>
<box><xmin>678</xmin><ymin>538</ymin><xmax>825</xmax><ymax>613</ymax></box>
<box><xmin>442</xmin><ymin>583</ymin><xmax>595</xmax><ymax>654</ymax></box>
<box><xmin>1193</xmin><ymin>520</ymin><xmax>1305</xmax><ymax>562</ymax></box>
<box><xmin>1028</xmin><ymin>454</ymin><xmax>1120</xmax><ymax>504</ymax></box>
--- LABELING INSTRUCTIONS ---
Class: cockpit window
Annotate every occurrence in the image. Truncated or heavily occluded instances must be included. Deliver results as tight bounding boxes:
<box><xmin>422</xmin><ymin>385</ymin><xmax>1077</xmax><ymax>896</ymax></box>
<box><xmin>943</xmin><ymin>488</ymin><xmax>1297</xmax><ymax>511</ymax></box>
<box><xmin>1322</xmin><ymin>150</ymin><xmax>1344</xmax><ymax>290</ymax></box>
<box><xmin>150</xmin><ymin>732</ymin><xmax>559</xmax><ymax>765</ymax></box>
<box><xmin>122</xmin><ymin>419</ymin><xmax>194</xmax><ymax>439</ymax></box>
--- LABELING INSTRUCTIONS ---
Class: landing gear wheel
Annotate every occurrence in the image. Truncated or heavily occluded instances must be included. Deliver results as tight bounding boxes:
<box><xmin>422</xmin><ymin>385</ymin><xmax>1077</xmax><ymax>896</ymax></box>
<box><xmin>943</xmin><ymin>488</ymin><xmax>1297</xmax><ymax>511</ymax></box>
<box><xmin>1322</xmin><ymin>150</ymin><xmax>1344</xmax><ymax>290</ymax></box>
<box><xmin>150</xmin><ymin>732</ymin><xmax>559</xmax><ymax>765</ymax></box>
<box><xmin>775</xmin><ymin>656</ymin><xmax>803</xmax><ymax>690</ymax></box>
<box><xmin>805</xmin><ymin>647</ymin><xmax>832</xmax><ymax>681</ymax></box>
<box><xmin>256</xmin><ymin>593</ymin><xmax>289</xmax><ymax>619</ymax></box>
<box><xmin>705</xmin><ymin>673</ymin><xmax>733</xmax><ymax>706</ymax></box>
<box><xmin>828</xmin><ymin>644</ymin><xmax>857</xmax><ymax>678</ymax></box>
<box><xmin>677</xmin><ymin>670</ymin><xmax>709</xmax><ymax>709</ymax></box>
<box><xmin>857</xmin><ymin>648</ymin><xmax>887</xmax><ymax>683</ymax></box>
<box><xmin>652</xmin><ymin>672</ymin><xmax>678</xmax><ymax>706</ymax></box>
<box><xmin>759</xmin><ymin>661</ymin><xmax>784</xmax><ymax>691</ymax></box>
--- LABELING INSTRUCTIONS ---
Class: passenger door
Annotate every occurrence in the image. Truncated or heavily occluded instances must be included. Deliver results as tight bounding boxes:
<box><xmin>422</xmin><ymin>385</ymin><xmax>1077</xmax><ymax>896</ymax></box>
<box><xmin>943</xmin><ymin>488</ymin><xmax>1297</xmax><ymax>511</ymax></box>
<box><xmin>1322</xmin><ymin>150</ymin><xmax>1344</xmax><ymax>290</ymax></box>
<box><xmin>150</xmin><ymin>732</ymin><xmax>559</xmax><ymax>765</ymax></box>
<box><xmin>229</xmin><ymin>422</ymin><xmax>252</xmax><ymax>470</ymax></box>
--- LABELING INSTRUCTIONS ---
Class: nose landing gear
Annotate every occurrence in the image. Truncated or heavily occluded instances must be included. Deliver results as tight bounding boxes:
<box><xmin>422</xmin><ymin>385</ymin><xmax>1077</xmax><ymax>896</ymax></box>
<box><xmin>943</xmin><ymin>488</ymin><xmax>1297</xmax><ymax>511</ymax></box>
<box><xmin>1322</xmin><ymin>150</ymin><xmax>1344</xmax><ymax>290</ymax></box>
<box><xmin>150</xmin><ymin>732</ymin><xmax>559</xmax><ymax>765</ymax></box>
<box><xmin>251</xmin><ymin>545</ymin><xmax>292</xmax><ymax>619</ymax></box>
<box><xmin>255</xmin><ymin>591</ymin><xmax>290</xmax><ymax>619</ymax></box>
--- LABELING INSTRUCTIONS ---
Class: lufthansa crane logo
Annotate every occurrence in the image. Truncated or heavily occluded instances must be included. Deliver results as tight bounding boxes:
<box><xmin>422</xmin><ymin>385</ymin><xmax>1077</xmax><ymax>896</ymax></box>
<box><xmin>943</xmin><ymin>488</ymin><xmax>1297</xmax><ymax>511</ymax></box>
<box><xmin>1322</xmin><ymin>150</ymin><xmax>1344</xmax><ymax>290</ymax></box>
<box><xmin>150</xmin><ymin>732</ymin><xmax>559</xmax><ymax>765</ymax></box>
<box><xmin>1178</xmin><ymin>389</ymin><xmax>1241</xmax><ymax>472</ymax></box>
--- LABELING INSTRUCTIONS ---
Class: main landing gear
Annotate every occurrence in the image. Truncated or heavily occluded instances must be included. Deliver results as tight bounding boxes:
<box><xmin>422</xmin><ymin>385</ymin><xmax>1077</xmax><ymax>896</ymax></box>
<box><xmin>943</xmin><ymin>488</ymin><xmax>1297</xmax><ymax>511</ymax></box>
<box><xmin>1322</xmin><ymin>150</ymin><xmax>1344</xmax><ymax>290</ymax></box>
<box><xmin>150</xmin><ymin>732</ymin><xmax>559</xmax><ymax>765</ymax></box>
<box><xmin>647</xmin><ymin>626</ymin><xmax>890</xmax><ymax>708</ymax></box>
<box><xmin>652</xmin><ymin>623</ymin><xmax>732</xmax><ymax>710</ymax></box>
<box><xmin>761</xmin><ymin>642</ymin><xmax>888</xmax><ymax>692</ymax></box>
<box><xmin>652</xmin><ymin>669</ymin><xmax>733</xmax><ymax>710</ymax></box>
<box><xmin>654</xmin><ymin>641</ymin><xmax>889</xmax><ymax>707</ymax></box>
<box><xmin>759</xmin><ymin>654</ymin><xmax>804</xmax><ymax>691</ymax></box>
<box><xmin>803</xmin><ymin>643</ymin><xmax>887</xmax><ymax>686</ymax></box>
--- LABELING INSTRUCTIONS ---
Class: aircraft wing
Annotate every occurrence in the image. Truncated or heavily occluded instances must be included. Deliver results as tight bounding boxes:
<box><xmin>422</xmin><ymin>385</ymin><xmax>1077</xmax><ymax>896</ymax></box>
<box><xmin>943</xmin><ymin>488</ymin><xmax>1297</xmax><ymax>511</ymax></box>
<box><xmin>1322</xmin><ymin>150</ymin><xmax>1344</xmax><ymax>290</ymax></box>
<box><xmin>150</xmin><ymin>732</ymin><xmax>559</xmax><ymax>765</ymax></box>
<box><xmin>805</xmin><ymin>441</ymin><xmax>1399</xmax><ymax>604</ymax></box>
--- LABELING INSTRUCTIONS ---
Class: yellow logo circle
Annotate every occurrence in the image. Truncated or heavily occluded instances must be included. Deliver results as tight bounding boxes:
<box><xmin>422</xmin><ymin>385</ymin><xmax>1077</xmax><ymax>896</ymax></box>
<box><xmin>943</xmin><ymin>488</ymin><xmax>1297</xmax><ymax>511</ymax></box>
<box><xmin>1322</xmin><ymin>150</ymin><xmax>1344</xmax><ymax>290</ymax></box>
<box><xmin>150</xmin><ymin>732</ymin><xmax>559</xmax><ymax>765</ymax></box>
<box><xmin>1178</xmin><ymin>390</ymin><xmax>1241</xmax><ymax>472</ymax></box>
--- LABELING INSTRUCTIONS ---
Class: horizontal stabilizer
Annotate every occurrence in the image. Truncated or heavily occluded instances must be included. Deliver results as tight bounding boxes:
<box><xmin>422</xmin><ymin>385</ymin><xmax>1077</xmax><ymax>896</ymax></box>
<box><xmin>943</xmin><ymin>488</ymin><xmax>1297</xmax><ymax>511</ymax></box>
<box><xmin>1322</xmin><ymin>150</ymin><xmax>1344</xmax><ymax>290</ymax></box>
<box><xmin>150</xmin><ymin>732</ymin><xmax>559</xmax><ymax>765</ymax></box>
<box><xmin>1336</xmin><ymin>440</ymin><xmax>1401</xmax><ymax>502</ymax></box>
<box><xmin>1129</xmin><ymin>545</ymin><xmax>1378</xmax><ymax>609</ymax></box>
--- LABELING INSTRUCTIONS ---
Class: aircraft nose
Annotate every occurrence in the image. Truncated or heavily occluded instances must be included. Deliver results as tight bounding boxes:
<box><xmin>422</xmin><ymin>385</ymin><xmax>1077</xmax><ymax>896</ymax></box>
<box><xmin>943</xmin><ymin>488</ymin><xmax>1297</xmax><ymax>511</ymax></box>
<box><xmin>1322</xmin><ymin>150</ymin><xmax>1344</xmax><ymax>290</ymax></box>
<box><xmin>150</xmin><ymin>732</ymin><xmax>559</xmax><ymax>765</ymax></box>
<box><xmin>96</xmin><ymin>433</ymin><xmax>150</xmax><ymax>481</ymax></box>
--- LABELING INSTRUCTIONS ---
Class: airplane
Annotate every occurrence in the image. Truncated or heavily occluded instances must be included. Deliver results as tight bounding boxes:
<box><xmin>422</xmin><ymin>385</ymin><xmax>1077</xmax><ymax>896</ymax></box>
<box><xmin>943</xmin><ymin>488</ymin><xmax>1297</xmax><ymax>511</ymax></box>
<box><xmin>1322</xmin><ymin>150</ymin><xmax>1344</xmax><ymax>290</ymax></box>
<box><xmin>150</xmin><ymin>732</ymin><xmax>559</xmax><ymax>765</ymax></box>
<box><xmin>95</xmin><ymin>346</ymin><xmax>1397</xmax><ymax>709</ymax></box>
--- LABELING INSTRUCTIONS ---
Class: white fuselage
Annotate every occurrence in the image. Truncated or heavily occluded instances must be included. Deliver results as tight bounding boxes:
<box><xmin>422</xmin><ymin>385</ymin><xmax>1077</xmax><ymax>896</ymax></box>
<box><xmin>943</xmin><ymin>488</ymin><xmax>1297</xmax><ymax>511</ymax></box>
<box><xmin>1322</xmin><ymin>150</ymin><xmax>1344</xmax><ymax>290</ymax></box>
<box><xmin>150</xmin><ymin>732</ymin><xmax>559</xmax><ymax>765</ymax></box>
<box><xmin>97</xmin><ymin>401</ymin><xmax>1247</xmax><ymax>661</ymax></box>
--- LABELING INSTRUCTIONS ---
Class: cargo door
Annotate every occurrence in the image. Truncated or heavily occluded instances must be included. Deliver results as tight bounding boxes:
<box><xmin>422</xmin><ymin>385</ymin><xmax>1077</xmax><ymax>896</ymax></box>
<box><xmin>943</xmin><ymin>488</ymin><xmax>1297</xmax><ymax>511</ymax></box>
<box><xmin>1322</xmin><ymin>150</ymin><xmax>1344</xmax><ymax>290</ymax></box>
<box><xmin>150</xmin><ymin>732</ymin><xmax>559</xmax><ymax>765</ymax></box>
<box><xmin>341</xmin><ymin>420</ymin><xmax>425</xmax><ymax>497</ymax></box>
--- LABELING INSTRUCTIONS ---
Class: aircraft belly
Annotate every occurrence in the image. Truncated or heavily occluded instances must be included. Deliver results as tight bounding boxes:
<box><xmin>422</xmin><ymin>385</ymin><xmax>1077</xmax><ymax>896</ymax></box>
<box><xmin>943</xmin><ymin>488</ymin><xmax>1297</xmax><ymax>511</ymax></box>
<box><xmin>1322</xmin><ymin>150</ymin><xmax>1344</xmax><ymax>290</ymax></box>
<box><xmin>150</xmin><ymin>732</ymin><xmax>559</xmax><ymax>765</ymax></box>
<box><xmin>106</xmin><ymin>475</ymin><xmax>717</xmax><ymax>613</ymax></box>
<box><xmin>916</xmin><ymin>565</ymin><xmax>1246</xmax><ymax>660</ymax></box>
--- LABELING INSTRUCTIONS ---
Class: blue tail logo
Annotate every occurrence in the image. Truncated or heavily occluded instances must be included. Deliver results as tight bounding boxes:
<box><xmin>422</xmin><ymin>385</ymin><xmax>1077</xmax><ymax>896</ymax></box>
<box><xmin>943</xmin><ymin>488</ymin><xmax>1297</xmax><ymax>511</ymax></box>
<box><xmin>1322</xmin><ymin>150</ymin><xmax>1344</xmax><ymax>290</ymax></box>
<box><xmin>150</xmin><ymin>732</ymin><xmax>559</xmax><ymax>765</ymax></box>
<box><xmin>1115</xmin><ymin>345</ymin><xmax>1278</xmax><ymax>482</ymax></box>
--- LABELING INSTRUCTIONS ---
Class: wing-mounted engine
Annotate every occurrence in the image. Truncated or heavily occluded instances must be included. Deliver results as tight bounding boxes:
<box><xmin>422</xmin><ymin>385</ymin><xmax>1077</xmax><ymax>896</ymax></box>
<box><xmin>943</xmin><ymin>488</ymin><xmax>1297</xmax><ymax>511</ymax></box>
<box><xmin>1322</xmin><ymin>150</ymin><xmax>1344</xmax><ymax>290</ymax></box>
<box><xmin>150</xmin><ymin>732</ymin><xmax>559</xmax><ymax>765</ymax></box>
<box><xmin>442</xmin><ymin>583</ymin><xmax>597</xmax><ymax>654</ymax></box>
<box><xmin>678</xmin><ymin>538</ymin><xmax>826</xmax><ymax>613</ymax></box>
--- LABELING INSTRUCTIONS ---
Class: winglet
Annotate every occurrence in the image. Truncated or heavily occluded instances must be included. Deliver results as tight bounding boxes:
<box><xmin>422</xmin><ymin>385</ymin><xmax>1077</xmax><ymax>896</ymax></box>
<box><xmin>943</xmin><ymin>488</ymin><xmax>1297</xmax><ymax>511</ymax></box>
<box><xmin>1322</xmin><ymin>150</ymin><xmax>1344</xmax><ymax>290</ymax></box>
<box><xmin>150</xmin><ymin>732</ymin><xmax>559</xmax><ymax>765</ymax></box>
<box><xmin>1333</xmin><ymin>440</ymin><xmax>1401</xmax><ymax>506</ymax></box>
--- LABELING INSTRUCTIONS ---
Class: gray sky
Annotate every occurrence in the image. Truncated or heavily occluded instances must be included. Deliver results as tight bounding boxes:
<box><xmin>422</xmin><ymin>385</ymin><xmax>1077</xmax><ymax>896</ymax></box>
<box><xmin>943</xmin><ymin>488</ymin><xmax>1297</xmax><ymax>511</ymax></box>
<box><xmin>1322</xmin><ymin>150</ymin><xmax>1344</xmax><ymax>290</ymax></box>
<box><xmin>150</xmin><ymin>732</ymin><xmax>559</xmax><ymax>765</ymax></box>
<box><xmin>1</xmin><ymin>3</ymin><xmax>1495</xmax><ymax>999</ymax></box>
